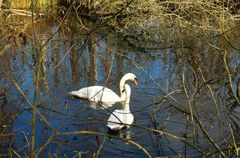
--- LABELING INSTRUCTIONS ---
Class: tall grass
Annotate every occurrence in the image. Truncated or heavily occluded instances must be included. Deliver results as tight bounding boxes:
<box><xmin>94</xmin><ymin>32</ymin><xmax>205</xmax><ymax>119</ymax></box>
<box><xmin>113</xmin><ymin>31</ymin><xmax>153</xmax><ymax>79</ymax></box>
<box><xmin>6</xmin><ymin>0</ymin><xmax>58</xmax><ymax>9</ymax></box>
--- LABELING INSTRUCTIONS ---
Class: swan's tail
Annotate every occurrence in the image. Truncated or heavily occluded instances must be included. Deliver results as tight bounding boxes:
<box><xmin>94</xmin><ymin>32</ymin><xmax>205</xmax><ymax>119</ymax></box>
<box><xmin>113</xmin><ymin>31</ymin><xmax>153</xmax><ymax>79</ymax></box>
<box><xmin>68</xmin><ymin>90</ymin><xmax>83</xmax><ymax>99</ymax></box>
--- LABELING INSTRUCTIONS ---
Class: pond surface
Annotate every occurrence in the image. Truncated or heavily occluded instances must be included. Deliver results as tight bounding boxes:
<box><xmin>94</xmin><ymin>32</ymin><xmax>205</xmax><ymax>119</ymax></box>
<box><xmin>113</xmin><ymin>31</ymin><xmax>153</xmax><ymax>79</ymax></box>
<box><xmin>0</xmin><ymin>19</ymin><xmax>240</xmax><ymax>157</ymax></box>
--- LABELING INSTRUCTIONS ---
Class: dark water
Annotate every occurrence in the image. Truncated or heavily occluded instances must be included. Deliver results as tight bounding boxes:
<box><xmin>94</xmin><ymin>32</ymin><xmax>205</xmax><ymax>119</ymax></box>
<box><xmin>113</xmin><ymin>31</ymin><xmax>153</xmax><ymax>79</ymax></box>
<box><xmin>0</xmin><ymin>19</ymin><xmax>240</xmax><ymax>157</ymax></box>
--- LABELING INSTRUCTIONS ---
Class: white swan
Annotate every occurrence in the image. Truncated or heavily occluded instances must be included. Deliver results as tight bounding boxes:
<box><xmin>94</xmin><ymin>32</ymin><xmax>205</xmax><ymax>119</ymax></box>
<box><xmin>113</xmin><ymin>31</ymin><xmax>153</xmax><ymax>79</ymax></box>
<box><xmin>69</xmin><ymin>73</ymin><xmax>138</xmax><ymax>106</ymax></box>
<box><xmin>107</xmin><ymin>84</ymin><xmax>134</xmax><ymax>130</ymax></box>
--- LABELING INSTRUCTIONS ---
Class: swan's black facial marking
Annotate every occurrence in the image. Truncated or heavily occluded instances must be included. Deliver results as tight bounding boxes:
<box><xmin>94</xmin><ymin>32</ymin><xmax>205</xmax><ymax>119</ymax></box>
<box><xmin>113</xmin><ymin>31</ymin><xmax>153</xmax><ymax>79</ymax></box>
<box><xmin>122</xmin><ymin>89</ymin><xmax>125</xmax><ymax>93</ymax></box>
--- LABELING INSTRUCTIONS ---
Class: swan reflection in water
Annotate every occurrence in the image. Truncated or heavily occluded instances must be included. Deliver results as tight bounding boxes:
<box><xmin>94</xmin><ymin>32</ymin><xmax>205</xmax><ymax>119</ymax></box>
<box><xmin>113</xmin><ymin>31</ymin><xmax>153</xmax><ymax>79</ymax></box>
<box><xmin>107</xmin><ymin>128</ymin><xmax>132</xmax><ymax>143</ymax></box>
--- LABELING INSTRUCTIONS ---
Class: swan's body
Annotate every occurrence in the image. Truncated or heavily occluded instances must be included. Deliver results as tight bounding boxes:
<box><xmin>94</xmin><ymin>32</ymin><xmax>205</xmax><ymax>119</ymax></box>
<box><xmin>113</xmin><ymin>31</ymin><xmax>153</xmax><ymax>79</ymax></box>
<box><xmin>107</xmin><ymin>84</ymin><xmax>134</xmax><ymax>130</ymax></box>
<box><xmin>69</xmin><ymin>73</ymin><xmax>138</xmax><ymax>106</ymax></box>
<box><xmin>69</xmin><ymin>86</ymin><xmax>121</xmax><ymax>105</ymax></box>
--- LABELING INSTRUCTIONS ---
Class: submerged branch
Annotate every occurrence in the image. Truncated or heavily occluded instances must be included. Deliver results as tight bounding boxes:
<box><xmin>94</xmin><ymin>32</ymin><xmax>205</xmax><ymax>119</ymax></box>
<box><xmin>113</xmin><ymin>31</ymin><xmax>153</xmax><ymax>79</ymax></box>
<box><xmin>168</xmin><ymin>101</ymin><xmax>227</xmax><ymax>158</ymax></box>
<box><xmin>55</xmin><ymin>130</ymin><xmax>152</xmax><ymax>158</ymax></box>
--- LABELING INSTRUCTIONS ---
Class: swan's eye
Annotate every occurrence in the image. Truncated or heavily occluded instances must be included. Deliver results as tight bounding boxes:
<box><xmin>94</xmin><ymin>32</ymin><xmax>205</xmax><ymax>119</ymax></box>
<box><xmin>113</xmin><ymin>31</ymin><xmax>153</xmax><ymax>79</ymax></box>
<box><xmin>122</xmin><ymin>89</ymin><xmax>125</xmax><ymax>93</ymax></box>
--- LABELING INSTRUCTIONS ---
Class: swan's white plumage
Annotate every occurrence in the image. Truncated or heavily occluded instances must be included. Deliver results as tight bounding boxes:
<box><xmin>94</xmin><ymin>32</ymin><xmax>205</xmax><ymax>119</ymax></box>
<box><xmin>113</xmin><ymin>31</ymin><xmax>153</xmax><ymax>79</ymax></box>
<box><xmin>107</xmin><ymin>109</ymin><xmax>134</xmax><ymax>130</ymax></box>
<box><xmin>69</xmin><ymin>73</ymin><xmax>137</xmax><ymax>107</ymax></box>
<box><xmin>69</xmin><ymin>86</ymin><xmax>121</xmax><ymax>105</ymax></box>
<box><xmin>107</xmin><ymin>84</ymin><xmax>134</xmax><ymax>130</ymax></box>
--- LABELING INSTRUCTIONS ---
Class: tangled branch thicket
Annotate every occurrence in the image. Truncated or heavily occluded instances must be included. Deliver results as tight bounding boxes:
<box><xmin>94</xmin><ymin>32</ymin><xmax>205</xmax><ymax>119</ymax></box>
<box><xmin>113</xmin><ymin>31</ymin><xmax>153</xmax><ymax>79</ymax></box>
<box><xmin>86</xmin><ymin>0</ymin><xmax>240</xmax><ymax>46</ymax></box>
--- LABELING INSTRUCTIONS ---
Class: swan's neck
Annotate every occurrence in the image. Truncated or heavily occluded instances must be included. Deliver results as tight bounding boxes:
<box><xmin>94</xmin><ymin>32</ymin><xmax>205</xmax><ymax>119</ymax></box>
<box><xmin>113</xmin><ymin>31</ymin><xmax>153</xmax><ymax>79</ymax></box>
<box><xmin>123</xmin><ymin>94</ymin><xmax>131</xmax><ymax>112</ymax></box>
<box><xmin>123</xmin><ymin>103</ymin><xmax>130</xmax><ymax>112</ymax></box>
<box><xmin>120</xmin><ymin>85</ymin><xmax>125</xmax><ymax>101</ymax></box>
<box><xmin>119</xmin><ymin>84</ymin><xmax>125</xmax><ymax>101</ymax></box>
<box><xmin>119</xmin><ymin>83</ymin><xmax>124</xmax><ymax>94</ymax></box>
<box><xmin>120</xmin><ymin>83</ymin><xmax>131</xmax><ymax>111</ymax></box>
<box><xmin>119</xmin><ymin>75</ymin><xmax>129</xmax><ymax>94</ymax></box>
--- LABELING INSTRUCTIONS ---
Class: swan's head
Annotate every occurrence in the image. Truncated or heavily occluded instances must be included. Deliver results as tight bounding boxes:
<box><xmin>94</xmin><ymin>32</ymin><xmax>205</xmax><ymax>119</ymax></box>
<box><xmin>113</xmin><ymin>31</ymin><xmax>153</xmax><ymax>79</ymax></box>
<box><xmin>121</xmin><ymin>73</ymin><xmax>138</xmax><ymax>86</ymax></box>
<box><xmin>119</xmin><ymin>73</ymin><xmax>138</xmax><ymax>100</ymax></box>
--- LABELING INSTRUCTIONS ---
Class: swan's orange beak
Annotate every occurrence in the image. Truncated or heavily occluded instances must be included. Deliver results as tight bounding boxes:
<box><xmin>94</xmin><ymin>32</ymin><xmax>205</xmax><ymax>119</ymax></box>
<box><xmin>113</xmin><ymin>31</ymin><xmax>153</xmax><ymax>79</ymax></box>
<box><xmin>134</xmin><ymin>78</ymin><xmax>138</xmax><ymax>85</ymax></box>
